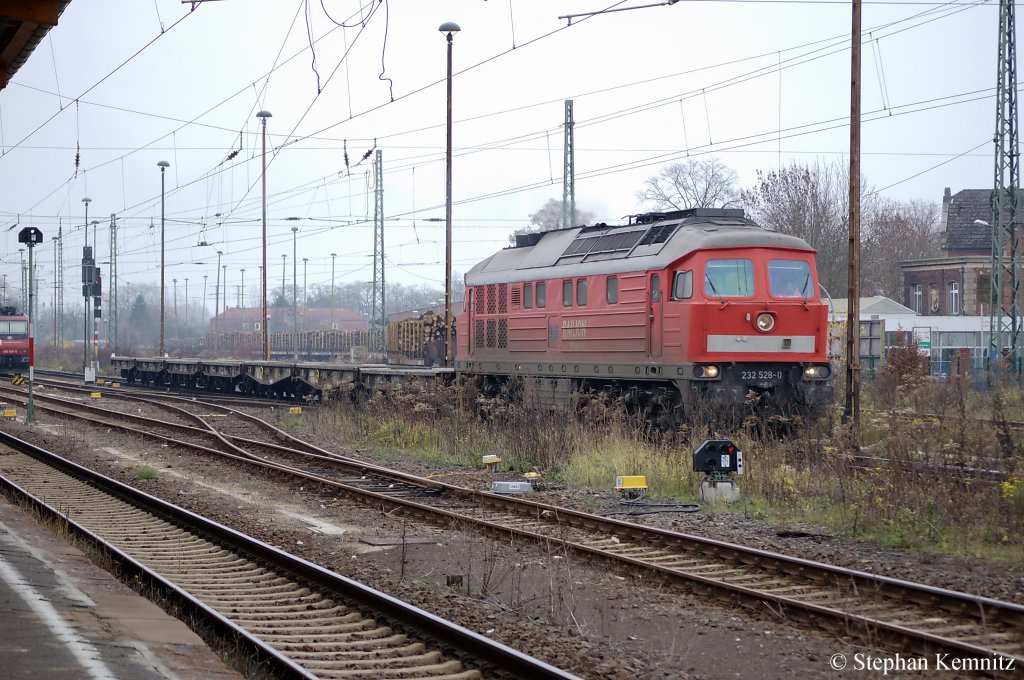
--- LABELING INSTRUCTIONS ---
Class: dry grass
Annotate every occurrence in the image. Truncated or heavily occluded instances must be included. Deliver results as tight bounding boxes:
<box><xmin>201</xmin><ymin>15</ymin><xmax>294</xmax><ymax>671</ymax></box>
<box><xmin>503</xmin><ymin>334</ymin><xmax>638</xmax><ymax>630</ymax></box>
<box><xmin>315</xmin><ymin>375</ymin><xmax>1024</xmax><ymax>562</ymax></box>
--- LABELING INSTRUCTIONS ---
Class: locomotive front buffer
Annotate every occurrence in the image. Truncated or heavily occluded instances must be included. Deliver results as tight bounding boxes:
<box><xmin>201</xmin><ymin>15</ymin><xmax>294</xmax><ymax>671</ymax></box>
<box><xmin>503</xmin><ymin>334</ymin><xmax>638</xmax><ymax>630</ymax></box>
<box><xmin>693</xmin><ymin>439</ymin><xmax>743</xmax><ymax>503</ymax></box>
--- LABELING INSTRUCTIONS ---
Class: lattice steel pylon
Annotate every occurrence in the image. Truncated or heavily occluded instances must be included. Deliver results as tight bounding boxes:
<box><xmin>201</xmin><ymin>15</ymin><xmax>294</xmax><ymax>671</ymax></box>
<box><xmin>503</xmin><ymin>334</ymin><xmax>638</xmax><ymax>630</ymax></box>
<box><xmin>562</xmin><ymin>99</ymin><xmax>575</xmax><ymax>229</ymax></box>
<box><xmin>989</xmin><ymin>0</ymin><xmax>1022</xmax><ymax>383</ymax></box>
<box><xmin>109</xmin><ymin>214</ymin><xmax>118</xmax><ymax>351</ymax></box>
<box><xmin>370</xmin><ymin>149</ymin><xmax>386</xmax><ymax>356</ymax></box>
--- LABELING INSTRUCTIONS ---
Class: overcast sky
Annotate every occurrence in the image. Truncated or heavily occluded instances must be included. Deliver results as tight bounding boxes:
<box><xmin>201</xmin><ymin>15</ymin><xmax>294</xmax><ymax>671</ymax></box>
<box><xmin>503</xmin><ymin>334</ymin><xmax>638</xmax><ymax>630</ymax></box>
<box><xmin>0</xmin><ymin>0</ymin><xmax>1004</xmax><ymax>313</ymax></box>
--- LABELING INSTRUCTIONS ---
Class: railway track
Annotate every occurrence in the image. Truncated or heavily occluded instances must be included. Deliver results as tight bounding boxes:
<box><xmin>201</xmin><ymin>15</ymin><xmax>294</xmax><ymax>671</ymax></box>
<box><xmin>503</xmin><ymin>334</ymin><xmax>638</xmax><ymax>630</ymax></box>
<box><xmin>0</xmin><ymin>432</ymin><xmax>576</xmax><ymax>680</ymax></box>
<box><xmin>4</xmin><ymin>379</ymin><xmax>1023</xmax><ymax>671</ymax></box>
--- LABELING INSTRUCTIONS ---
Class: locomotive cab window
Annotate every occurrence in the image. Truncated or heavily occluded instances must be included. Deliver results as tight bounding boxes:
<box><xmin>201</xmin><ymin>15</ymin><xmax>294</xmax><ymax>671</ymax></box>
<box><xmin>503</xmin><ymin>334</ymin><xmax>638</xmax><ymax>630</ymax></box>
<box><xmin>768</xmin><ymin>260</ymin><xmax>812</xmax><ymax>298</ymax></box>
<box><xmin>0</xmin><ymin>321</ymin><xmax>26</xmax><ymax>337</ymax></box>
<box><xmin>651</xmin><ymin>274</ymin><xmax>661</xmax><ymax>302</ymax></box>
<box><xmin>562</xmin><ymin>280</ymin><xmax>573</xmax><ymax>307</ymax></box>
<box><xmin>576</xmin><ymin>279</ymin><xmax>588</xmax><ymax>306</ymax></box>
<box><xmin>537</xmin><ymin>282</ymin><xmax>546</xmax><ymax>308</ymax></box>
<box><xmin>607</xmin><ymin>276</ymin><xmax>618</xmax><ymax>304</ymax></box>
<box><xmin>705</xmin><ymin>259</ymin><xmax>754</xmax><ymax>297</ymax></box>
<box><xmin>671</xmin><ymin>270</ymin><xmax>693</xmax><ymax>300</ymax></box>
<box><xmin>524</xmin><ymin>283</ymin><xmax>533</xmax><ymax>309</ymax></box>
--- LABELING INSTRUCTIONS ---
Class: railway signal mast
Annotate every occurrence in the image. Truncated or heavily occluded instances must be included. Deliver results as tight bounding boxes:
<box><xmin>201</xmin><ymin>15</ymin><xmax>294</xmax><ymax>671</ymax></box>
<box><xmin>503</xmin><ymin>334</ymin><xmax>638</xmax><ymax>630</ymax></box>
<box><xmin>989</xmin><ymin>0</ymin><xmax>1022</xmax><ymax>383</ymax></box>
<box><xmin>18</xmin><ymin>226</ymin><xmax>42</xmax><ymax>424</ymax></box>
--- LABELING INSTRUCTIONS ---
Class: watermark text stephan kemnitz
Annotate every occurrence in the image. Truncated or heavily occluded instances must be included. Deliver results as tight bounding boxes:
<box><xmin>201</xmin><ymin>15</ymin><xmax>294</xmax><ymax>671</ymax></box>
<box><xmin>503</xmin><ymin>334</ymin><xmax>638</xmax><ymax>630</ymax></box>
<box><xmin>828</xmin><ymin>652</ymin><xmax>1016</xmax><ymax>674</ymax></box>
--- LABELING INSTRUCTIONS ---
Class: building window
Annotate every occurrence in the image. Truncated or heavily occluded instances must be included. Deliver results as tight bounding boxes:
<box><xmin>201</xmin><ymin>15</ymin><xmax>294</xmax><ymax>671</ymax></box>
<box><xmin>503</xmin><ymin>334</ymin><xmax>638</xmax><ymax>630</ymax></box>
<box><xmin>576</xmin><ymin>279</ymin><xmax>588</xmax><ymax>306</ymax></box>
<box><xmin>948</xmin><ymin>281</ymin><xmax>959</xmax><ymax>315</ymax></box>
<box><xmin>524</xmin><ymin>283</ymin><xmax>533</xmax><ymax>309</ymax></box>
<box><xmin>913</xmin><ymin>285</ymin><xmax>922</xmax><ymax>314</ymax></box>
<box><xmin>563</xmin><ymin>280</ymin><xmax>573</xmax><ymax>307</ymax></box>
<box><xmin>607</xmin><ymin>276</ymin><xmax>618</xmax><ymax>304</ymax></box>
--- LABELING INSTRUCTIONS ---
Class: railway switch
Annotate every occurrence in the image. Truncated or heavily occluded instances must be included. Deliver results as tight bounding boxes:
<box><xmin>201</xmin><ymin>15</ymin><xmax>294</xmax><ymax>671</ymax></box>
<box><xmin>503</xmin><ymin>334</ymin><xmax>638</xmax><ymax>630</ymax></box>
<box><xmin>693</xmin><ymin>439</ymin><xmax>743</xmax><ymax>503</ymax></box>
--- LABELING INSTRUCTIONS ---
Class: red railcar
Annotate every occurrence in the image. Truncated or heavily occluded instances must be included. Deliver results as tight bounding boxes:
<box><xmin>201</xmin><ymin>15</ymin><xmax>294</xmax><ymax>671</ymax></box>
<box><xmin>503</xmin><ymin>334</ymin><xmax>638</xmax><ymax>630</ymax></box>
<box><xmin>456</xmin><ymin>208</ymin><xmax>833</xmax><ymax>427</ymax></box>
<box><xmin>0</xmin><ymin>305</ymin><xmax>30</xmax><ymax>368</ymax></box>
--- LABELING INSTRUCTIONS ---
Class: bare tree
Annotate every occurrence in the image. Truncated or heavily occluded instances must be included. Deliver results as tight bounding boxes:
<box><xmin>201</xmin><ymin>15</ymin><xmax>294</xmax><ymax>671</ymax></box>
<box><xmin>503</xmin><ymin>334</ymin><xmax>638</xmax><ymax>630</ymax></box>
<box><xmin>862</xmin><ymin>199</ymin><xmax>941</xmax><ymax>299</ymax></box>
<box><xmin>741</xmin><ymin>159</ymin><xmax>867</xmax><ymax>296</ymax></box>
<box><xmin>509</xmin><ymin>199</ymin><xmax>595</xmax><ymax>245</ymax></box>
<box><xmin>637</xmin><ymin>157</ymin><xmax>740</xmax><ymax>211</ymax></box>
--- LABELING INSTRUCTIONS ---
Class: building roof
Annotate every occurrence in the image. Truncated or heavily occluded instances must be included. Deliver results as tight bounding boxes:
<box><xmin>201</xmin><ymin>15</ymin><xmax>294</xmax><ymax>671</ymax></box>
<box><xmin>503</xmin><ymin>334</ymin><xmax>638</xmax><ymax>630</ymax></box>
<box><xmin>1</xmin><ymin>2</ymin><xmax>69</xmax><ymax>90</ymax></box>
<box><xmin>830</xmin><ymin>296</ymin><xmax>915</xmax><ymax>316</ymax></box>
<box><xmin>943</xmin><ymin>189</ymin><xmax>992</xmax><ymax>252</ymax></box>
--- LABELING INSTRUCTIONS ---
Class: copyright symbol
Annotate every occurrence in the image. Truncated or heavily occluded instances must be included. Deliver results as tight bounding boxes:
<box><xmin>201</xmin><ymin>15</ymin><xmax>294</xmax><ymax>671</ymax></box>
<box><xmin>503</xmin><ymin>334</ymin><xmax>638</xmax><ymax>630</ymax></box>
<box><xmin>829</xmin><ymin>653</ymin><xmax>847</xmax><ymax>670</ymax></box>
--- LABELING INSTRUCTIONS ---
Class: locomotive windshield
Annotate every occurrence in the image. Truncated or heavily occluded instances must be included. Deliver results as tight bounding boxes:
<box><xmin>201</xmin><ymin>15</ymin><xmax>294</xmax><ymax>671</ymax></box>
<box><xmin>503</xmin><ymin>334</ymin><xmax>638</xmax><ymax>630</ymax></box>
<box><xmin>768</xmin><ymin>260</ymin><xmax>812</xmax><ymax>298</ymax></box>
<box><xmin>704</xmin><ymin>259</ymin><xmax>754</xmax><ymax>297</ymax></box>
<box><xmin>0</xmin><ymin>320</ymin><xmax>27</xmax><ymax>337</ymax></box>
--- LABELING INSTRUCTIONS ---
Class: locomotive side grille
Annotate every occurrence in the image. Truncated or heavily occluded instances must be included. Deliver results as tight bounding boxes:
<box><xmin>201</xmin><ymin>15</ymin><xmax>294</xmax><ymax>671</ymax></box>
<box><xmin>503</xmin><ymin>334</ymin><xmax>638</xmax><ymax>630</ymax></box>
<box><xmin>475</xmin><ymin>320</ymin><xmax>485</xmax><ymax>348</ymax></box>
<box><xmin>498</xmin><ymin>319</ymin><xmax>508</xmax><ymax>348</ymax></box>
<box><xmin>475</xmin><ymin>287</ymin><xmax>485</xmax><ymax>313</ymax></box>
<box><xmin>486</xmin><ymin>319</ymin><xmax>497</xmax><ymax>348</ymax></box>
<box><xmin>498</xmin><ymin>283</ymin><xmax>508</xmax><ymax>312</ymax></box>
<box><xmin>486</xmin><ymin>285</ymin><xmax>497</xmax><ymax>314</ymax></box>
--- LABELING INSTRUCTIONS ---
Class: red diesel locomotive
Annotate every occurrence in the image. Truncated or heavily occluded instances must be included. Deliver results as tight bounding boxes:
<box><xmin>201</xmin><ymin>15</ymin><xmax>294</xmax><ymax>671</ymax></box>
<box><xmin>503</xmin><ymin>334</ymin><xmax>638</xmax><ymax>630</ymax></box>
<box><xmin>455</xmin><ymin>208</ymin><xmax>833</xmax><ymax>427</ymax></box>
<box><xmin>0</xmin><ymin>305</ymin><xmax>30</xmax><ymax>368</ymax></box>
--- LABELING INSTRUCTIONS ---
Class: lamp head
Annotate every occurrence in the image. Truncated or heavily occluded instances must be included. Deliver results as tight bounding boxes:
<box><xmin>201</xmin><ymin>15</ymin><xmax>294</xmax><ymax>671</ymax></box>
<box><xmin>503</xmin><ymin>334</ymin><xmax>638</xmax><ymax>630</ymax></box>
<box><xmin>157</xmin><ymin>160</ymin><xmax>170</xmax><ymax>170</ymax></box>
<box><xmin>439</xmin><ymin>21</ymin><xmax>461</xmax><ymax>36</ymax></box>
<box><xmin>81</xmin><ymin>197</ymin><xmax>91</xmax><ymax>204</ymax></box>
<box><xmin>974</xmin><ymin>219</ymin><xmax>990</xmax><ymax>226</ymax></box>
<box><xmin>256</xmin><ymin>110</ymin><xmax>272</xmax><ymax>120</ymax></box>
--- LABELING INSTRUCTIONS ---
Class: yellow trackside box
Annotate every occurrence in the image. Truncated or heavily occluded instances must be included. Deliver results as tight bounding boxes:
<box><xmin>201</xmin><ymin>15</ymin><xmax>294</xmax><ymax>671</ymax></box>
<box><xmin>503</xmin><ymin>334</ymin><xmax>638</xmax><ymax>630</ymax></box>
<box><xmin>90</xmin><ymin>392</ymin><xmax>102</xmax><ymax>399</ymax></box>
<box><xmin>615</xmin><ymin>475</ymin><xmax>648</xmax><ymax>491</ymax></box>
<box><xmin>289</xmin><ymin>406</ymin><xmax>302</xmax><ymax>414</ymax></box>
<box><xmin>3</xmin><ymin>409</ymin><xmax>16</xmax><ymax>419</ymax></box>
<box><xmin>112</xmin><ymin>383</ymin><xmax>121</xmax><ymax>388</ymax></box>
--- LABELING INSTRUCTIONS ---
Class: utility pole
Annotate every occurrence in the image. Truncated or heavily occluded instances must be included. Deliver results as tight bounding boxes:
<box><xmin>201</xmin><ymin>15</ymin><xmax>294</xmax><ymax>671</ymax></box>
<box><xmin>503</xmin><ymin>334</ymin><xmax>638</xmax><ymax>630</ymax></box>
<box><xmin>990</xmin><ymin>0</ymin><xmax>1022</xmax><ymax>383</ymax></box>
<box><xmin>843</xmin><ymin>0</ymin><xmax>862</xmax><ymax>440</ymax></box>
<box><xmin>214</xmin><ymin>251</ymin><xmax>222</xmax><ymax>355</ymax></box>
<box><xmin>51</xmin><ymin>236</ymin><xmax>58</xmax><ymax>348</ymax></box>
<box><xmin>371</xmin><ymin>150</ymin><xmax>385</xmax><ymax>355</ymax></box>
<box><xmin>562</xmin><ymin>99</ymin><xmax>576</xmax><ymax>228</ymax></box>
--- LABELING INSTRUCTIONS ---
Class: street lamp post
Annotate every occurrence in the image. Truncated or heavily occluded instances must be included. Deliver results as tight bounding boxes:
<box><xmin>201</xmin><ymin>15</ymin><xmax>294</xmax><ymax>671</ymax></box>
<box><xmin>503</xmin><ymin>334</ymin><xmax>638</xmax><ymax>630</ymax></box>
<box><xmin>52</xmin><ymin>236</ymin><xmax>58</xmax><ymax>348</ymax></box>
<box><xmin>203</xmin><ymin>274</ymin><xmax>208</xmax><ymax>348</ymax></box>
<box><xmin>257</xmin><ymin>110</ymin><xmax>272</xmax><ymax>360</ymax></box>
<box><xmin>330</xmin><ymin>252</ymin><xmax>336</xmax><ymax>330</ymax></box>
<box><xmin>291</xmin><ymin>226</ymin><xmax>298</xmax><ymax>360</ymax></box>
<box><xmin>214</xmin><ymin>251</ymin><xmax>223</xmax><ymax>354</ymax></box>
<box><xmin>81</xmin><ymin>196</ymin><xmax>92</xmax><ymax>378</ymax></box>
<box><xmin>184</xmin><ymin>277</ymin><xmax>189</xmax><ymax>346</ymax></box>
<box><xmin>240</xmin><ymin>269</ymin><xmax>246</xmax><ymax>309</ymax></box>
<box><xmin>440</xmin><ymin>21</ymin><xmax>460</xmax><ymax>366</ymax></box>
<box><xmin>158</xmin><ymin>160</ymin><xmax>169</xmax><ymax>356</ymax></box>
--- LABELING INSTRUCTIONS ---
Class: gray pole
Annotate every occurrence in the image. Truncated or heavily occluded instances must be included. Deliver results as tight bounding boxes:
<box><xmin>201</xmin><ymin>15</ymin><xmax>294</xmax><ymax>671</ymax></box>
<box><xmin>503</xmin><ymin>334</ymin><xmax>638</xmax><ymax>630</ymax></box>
<box><xmin>257</xmin><ymin>110</ymin><xmax>272</xmax><ymax>361</ymax></box>
<box><xmin>214</xmin><ymin>251</ymin><xmax>222</xmax><ymax>355</ymax></box>
<box><xmin>158</xmin><ymin>161</ymin><xmax>169</xmax><ymax>356</ymax></box>
<box><xmin>27</xmin><ymin>240</ymin><xmax>36</xmax><ymax>423</ymax></box>
<box><xmin>439</xmin><ymin>22</ymin><xmax>460</xmax><ymax>366</ymax></box>
<box><xmin>81</xmin><ymin>196</ymin><xmax>91</xmax><ymax>375</ymax></box>
<box><xmin>51</xmin><ymin>237</ymin><xmax>58</xmax><ymax>348</ymax></box>
<box><xmin>292</xmin><ymin>226</ymin><xmax>298</xmax><ymax>360</ymax></box>
<box><xmin>330</xmin><ymin>253</ymin><xmax>336</xmax><ymax>330</ymax></box>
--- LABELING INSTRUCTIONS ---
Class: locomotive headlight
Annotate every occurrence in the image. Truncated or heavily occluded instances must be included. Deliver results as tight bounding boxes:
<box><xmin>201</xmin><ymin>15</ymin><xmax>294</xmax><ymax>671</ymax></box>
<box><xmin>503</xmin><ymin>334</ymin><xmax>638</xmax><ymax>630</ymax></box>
<box><xmin>693</xmin><ymin>364</ymin><xmax>720</xmax><ymax>379</ymax></box>
<box><xmin>803</xmin><ymin>365</ymin><xmax>831</xmax><ymax>379</ymax></box>
<box><xmin>755</xmin><ymin>312</ymin><xmax>775</xmax><ymax>333</ymax></box>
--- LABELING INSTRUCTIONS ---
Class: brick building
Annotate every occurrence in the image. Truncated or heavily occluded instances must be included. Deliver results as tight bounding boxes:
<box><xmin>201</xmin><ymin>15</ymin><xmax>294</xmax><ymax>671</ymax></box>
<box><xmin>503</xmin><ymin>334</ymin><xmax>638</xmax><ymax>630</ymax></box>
<box><xmin>899</xmin><ymin>188</ymin><xmax>1009</xmax><ymax>317</ymax></box>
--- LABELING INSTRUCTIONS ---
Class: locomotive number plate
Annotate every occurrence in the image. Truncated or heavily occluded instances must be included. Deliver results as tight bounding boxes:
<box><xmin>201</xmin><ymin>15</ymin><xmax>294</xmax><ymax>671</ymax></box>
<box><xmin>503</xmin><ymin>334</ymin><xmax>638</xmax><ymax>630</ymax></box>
<box><xmin>741</xmin><ymin>370</ymin><xmax>783</xmax><ymax>382</ymax></box>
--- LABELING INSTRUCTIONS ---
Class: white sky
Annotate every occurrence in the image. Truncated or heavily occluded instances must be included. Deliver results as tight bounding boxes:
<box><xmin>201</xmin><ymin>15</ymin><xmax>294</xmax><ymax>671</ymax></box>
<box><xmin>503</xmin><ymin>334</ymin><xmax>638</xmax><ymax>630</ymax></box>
<box><xmin>0</xmin><ymin>0</ymin><xmax>1006</xmax><ymax>313</ymax></box>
